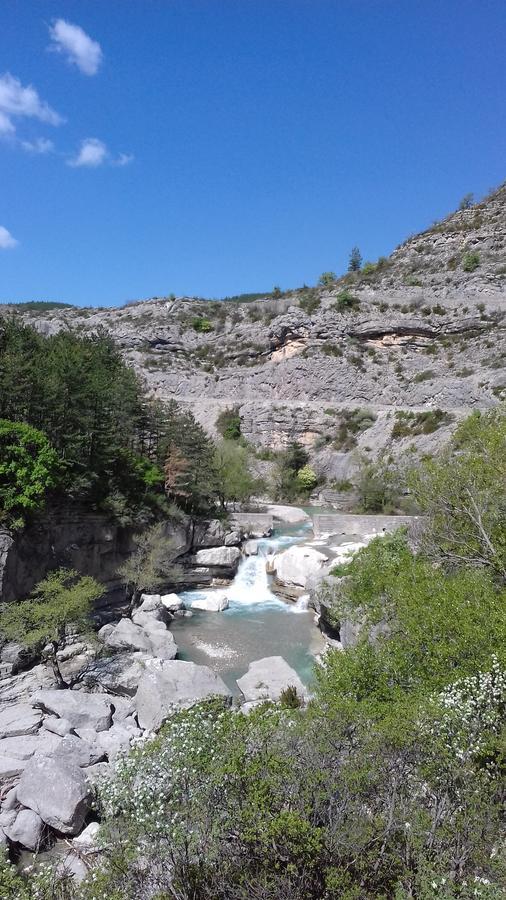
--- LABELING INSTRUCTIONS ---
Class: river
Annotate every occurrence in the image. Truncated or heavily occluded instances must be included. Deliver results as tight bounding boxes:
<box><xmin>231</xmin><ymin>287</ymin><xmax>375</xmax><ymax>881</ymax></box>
<box><xmin>171</xmin><ymin>519</ymin><xmax>326</xmax><ymax>694</ymax></box>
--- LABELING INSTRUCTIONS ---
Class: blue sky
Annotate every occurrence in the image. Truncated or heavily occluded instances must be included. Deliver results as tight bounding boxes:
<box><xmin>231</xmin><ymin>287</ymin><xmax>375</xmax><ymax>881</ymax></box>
<box><xmin>1</xmin><ymin>0</ymin><xmax>505</xmax><ymax>307</ymax></box>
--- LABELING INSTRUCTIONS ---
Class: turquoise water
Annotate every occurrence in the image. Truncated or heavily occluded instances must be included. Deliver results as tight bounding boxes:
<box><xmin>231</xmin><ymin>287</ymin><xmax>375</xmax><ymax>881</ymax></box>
<box><xmin>171</xmin><ymin>521</ymin><xmax>325</xmax><ymax>694</ymax></box>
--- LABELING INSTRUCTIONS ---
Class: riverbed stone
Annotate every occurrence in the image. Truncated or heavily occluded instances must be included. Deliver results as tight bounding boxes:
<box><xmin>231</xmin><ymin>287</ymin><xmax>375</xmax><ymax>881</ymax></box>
<box><xmin>265</xmin><ymin>505</ymin><xmax>310</xmax><ymax>524</ymax></box>
<box><xmin>0</xmin><ymin>704</ymin><xmax>42</xmax><ymax>739</ymax></box>
<box><xmin>33</xmin><ymin>690</ymin><xmax>113</xmax><ymax>733</ymax></box>
<box><xmin>80</xmin><ymin>652</ymin><xmax>150</xmax><ymax>697</ymax></box>
<box><xmin>5</xmin><ymin>808</ymin><xmax>44</xmax><ymax>850</ymax></box>
<box><xmin>191</xmin><ymin>594</ymin><xmax>229</xmax><ymax>612</ymax></box>
<box><xmin>42</xmin><ymin>716</ymin><xmax>73</xmax><ymax>737</ymax></box>
<box><xmin>237</xmin><ymin>656</ymin><xmax>308</xmax><ymax>703</ymax></box>
<box><xmin>134</xmin><ymin>659</ymin><xmax>232</xmax><ymax>731</ymax></box>
<box><xmin>243</xmin><ymin>540</ymin><xmax>258</xmax><ymax>555</ymax></box>
<box><xmin>160</xmin><ymin>593</ymin><xmax>184</xmax><ymax>612</ymax></box>
<box><xmin>72</xmin><ymin>820</ymin><xmax>100</xmax><ymax>851</ymax></box>
<box><xmin>16</xmin><ymin>756</ymin><xmax>90</xmax><ymax>835</ymax></box>
<box><xmin>195</xmin><ymin>546</ymin><xmax>241</xmax><ymax>567</ymax></box>
<box><xmin>0</xmin><ymin>731</ymin><xmax>62</xmax><ymax>761</ymax></box>
<box><xmin>272</xmin><ymin>545</ymin><xmax>329</xmax><ymax>589</ymax></box>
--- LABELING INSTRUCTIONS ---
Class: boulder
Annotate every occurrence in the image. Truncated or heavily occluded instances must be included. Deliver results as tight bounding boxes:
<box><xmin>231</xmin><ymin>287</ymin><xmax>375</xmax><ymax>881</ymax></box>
<box><xmin>265</xmin><ymin>505</ymin><xmax>310</xmax><ymax>524</ymax></box>
<box><xmin>83</xmin><ymin>762</ymin><xmax>111</xmax><ymax>786</ymax></box>
<box><xmin>0</xmin><ymin>664</ymin><xmax>56</xmax><ymax>705</ymax></box>
<box><xmin>194</xmin><ymin>547</ymin><xmax>241</xmax><ymax>567</ymax></box>
<box><xmin>42</xmin><ymin>716</ymin><xmax>73</xmax><ymax>737</ymax></box>
<box><xmin>53</xmin><ymin>735</ymin><xmax>105</xmax><ymax>768</ymax></box>
<box><xmin>16</xmin><ymin>756</ymin><xmax>90</xmax><ymax>835</ymax></box>
<box><xmin>0</xmin><ymin>641</ymin><xmax>38</xmax><ymax>675</ymax></box>
<box><xmin>98</xmin><ymin>618</ymin><xmax>177</xmax><ymax>660</ymax></box>
<box><xmin>95</xmin><ymin>725</ymin><xmax>133</xmax><ymax>760</ymax></box>
<box><xmin>72</xmin><ymin>820</ymin><xmax>100</xmax><ymax>852</ymax></box>
<box><xmin>237</xmin><ymin>656</ymin><xmax>308</xmax><ymax>703</ymax></box>
<box><xmin>224</xmin><ymin>530</ymin><xmax>242</xmax><ymax>546</ymax></box>
<box><xmin>243</xmin><ymin>540</ymin><xmax>258</xmax><ymax>556</ymax></box>
<box><xmin>1</xmin><ymin>787</ymin><xmax>18</xmax><ymax>811</ymax></box>
<box><xmin>272</xmin><ymin>545</ymin><xmax>329</xmax><ymax>589</ymax></box>
<box><xmin>5</xmin><ymin>808</ymin><xmax>44</xmax><ymax>851</ymax></box>
<box><xmin>0</xmin><ymin>757</ymin><xmax>25</xmax><ymax>781</ymax></box>
<box><xmin>0</xmin><ymin>703</ymin><xmax>42</xmax><ymax>738</ymax></box>
<box><xmin>80</xmin><ymin>652</ymin><xmax>150</xmax><ymax>697</ymax></box>
<box><xmin>160</xmin><ymin>593</ymin><xmax>184</xmax><ymax>612</ymax></box>
<box><xmin>33</xmin><ymin>690</ymin><xmax>113</xmax><ymax>732</ymax></box>
<box><xmin>191</xmin><ymin>594</ymin><xmax>229</xmax><ymax>612</ymax></box>
<box><xmin>0</xmin><ymin>731</ymin><xmax>62</xmax><ymax>761</ymax></box>
<box><xmin>110</xmin><ymin>696</ymin><xmax>136</xmax><ymax>724</ymax></box>
<box><xmin>134</xmin><ymin>659</ymin><xmax>232</xmax><ymax>731</ymax></box>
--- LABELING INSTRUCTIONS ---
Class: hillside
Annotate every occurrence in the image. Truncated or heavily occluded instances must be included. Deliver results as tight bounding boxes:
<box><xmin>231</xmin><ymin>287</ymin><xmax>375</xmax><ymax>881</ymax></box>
<box><xmin>8</xmin><ymin>184</ymin><xmax>506</xmax><ymax>486</ymax></box>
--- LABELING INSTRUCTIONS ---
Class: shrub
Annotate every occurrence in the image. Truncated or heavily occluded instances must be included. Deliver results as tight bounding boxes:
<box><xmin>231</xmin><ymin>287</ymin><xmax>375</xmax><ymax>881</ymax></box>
<box><xmin>280</xmin><ymin>684</ymin><xmax>302</xmax><ymax>708</ymax></box>
<box><xmin>192</xmin><ymin>316</ymin><xmax>214</xmax><ymax>332</ymax></box>
<box><xmin>296</xmin><ymin>464</ymin><xmax>318</xmax><ymax>492</ymax></box>
<box><xmin>462</xmin><ymin>251</ymin><xmax>480</xmax><ymax>272</ymax></box>
<box><xmin>299</xmin><ymin>291</ymin><xmax>321</xmax><ymax>314</ymax></box>
<box><xmin>413</xmin><ymin>369</ymin><xmax>435</xmax><ymax>383</ymax></box>
<box><xmin>216</xmin><ymin>407</ymin><xmax>242</xmax><ymax>441</ymax></box>
<box><xmin>318</xmin><ymin>272</ymin><xmax>336</xmax><ymax>287</ymax></box>
<box><xmin>334</xmin><ymin>290</ymin><xmax>360</xmax><ymax>312</ymax></box>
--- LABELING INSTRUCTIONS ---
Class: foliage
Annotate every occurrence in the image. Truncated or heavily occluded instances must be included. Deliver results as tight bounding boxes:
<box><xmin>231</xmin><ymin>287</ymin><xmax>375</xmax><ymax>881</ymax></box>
<box><xmin>318</xmin><ymin>271</ymin><xmax>336</xmax><ymax>286</ymax></box>
<box><xmin>0</xmin><ymin>568</ymin><xmax>101</xmax><ymax>686</ymax></box>
<box><xmin>296</xmin><ymin>463</ymin><xmax>318</xmax><ymax>492</ymax></box>
<box><xmin>0</xmin><ymin>318</ymin><xmax>171</xmax><ymax>521</ymax></box>
<box><xmin>462</xmin><ymin>251</ymin><xmax>480</xmax><ymax>272</ymax></box>
<box><xmin>355</xmin><ymin>454</ymin><xmax>403</xmax><ymax>513</ymax></box>
<box><xmin>192</xmin><ymin>316</ymin><xmax>214</xmax><ymax>332</ymax></box>
<box><xmin>332</xmin><ymin>407</ymin><xmax>376</xmax><ymax>451</ymax></box>
<box><xmin>348</xmin><ymin>246</ymin><xmax>362</xmax><ymax>271</ymax></box>
<box><xmin>162</xmin><ymin>400</ymin><xmax>219</xmax><ymax>513</ymax></box>
<box><xmin>410</xmin><ymin>408</ymin><xmax>506</xmax><ymax>578</ymax></box>
<box><xmin>459</xmin><ymin>192</ymin><xmax>474</xmax><ymax>210</ymax></box>
<box><xmin>391</xmin><ymin>408</ymin><xmax>453</xmax><ymax>439</ymax></box>
<box><xmin>298</xmin><ymin>290</ymin><xmax>321</xmax><ymax>314</ymax></box>
<box><xmin>272</xmin><ymin>442</ymin><xmax>313</xmax><ymax>501</ymax></box>
<box><xmin>279</xmin><ymin>684</ymin><xmax>302</xmax><ymax>708</ymax></box>
<box><xmin>117</xmin><ymin>522</ymin><xmax>178</xmax><ymax>603</ymax></box>
<box><xmin>213</xmin><ymin>440</ymin><xmax>257</xmax><ymax>506</ymax></box>
<box><xmin>0</xmin><ymin>419</ymin><xmax>60</xmax><ymax>526</ymax></box>
<box><xmin>215</xmin><ymin>406</ymin><xmax>241</xmax><ymax>440</ymax></box>
<box><xmin>11</xmin><ymin>301</ymin><xmax>75</xmax><ymax>311</ymax></box>
<box><xmin>334</xmin><ymin>289</ymin><xmax>360</xmax><ymax>311</ymax></box>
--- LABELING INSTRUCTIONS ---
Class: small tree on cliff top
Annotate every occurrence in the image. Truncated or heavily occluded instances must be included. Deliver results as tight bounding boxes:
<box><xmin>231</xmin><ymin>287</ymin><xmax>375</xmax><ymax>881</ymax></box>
<box><xmin>118</xmin><ymin>522</ymin><xmax>178</xmax><ymax>605</ymax></box>
<box><xmin>0</xmin><ymin>568</ymin><xmax>102</xmax><ymax>687</ymax></box>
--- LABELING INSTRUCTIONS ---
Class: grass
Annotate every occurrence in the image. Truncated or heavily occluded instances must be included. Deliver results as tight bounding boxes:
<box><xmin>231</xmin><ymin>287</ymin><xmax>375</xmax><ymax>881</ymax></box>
<box><xmin>391</xmin><ymin>409</ymin><xmax>454</xmax><ymax>439</ymax></box>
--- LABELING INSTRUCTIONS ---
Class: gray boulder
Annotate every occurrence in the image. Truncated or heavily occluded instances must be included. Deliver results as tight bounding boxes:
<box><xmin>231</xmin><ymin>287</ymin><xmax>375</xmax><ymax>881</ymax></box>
<box><xmin>98</xmin><ymin>618</ymin><xmax>178</xmax><ymax>660</ymax></box>
<box><xmin>95</xmin><ymin>725</ymin><xmax>134</xmax><ymax>760</ymax></box>
<box><xmin>160</xmin><ymin>593</ymin><xmax>184</xmax><ymax>612</ymax></box>
<box><xmin>42</xmin><ymin>716</ymin><xmax>73</xmax><ymax>737</ymax></box>
<box><xmin>17</xmin><ymin>756</ymin><xmax>90</xmax><ymax>835</ymax></box>
<box><xmin>0</xmin><ymin>730</ymin><xmax>61</xmax><ymax>761</ymax></box>
<box><xmin>134</xmin><ymin>659</ymin><xmax>232</xmax><ymax>731</ymax></box>
<box><xmin>0</xmin><ymin>703</ymin><xmax>42</xmax><ymax>738</ymax></box>
<box><xmin>5</xmin><ymin>808</ymin><xmax>44</xmax><ymax>850</ymax></box>
<box><xmin>53</xmin><ymin>735</ymin><xmax>105</xmax><ymax>768</ymax></box>
<box><xmin>194</xmin><ymin>546</ymin><xmax>241</xmax><ymax>567</ymax></box>
<box><xmin>33</xmin><ymin>690</ymin><xmax>113</xmax><ymax>732</ymax></box>
<box><xmin>237</xmin><ymin>656</ymin><xmax>308</xmax><ymax>703</ymax></box>
<box><xmin>272</xmin><ymin>545</ymin><xmax>329</xmax><ymax>589</ymax></box>
<box><xmin>191</xmin><ymin>594</ymin><xmax>229</xmax><ymax>612</ymax></box>
<box><xmin>80</xmin><ymin>652</ymin><xmax>150</xmax><ymax>697</ymax></box>
<box><xmin>243</xmin><ymin>540</ymin><xmax>258</xmax><ymax>556</ymax></box>
<box><xmin>0</xmin><ymin>756</ymin><xmax>26</xmax><ymax>781</ymax></box>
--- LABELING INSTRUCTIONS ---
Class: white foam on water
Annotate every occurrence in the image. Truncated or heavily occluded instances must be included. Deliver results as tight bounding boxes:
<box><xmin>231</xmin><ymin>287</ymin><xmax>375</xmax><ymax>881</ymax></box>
<box><xmin>193</xmin><ymin>640</ymin><xmax>238</xmax><ymax>659</ymax></box>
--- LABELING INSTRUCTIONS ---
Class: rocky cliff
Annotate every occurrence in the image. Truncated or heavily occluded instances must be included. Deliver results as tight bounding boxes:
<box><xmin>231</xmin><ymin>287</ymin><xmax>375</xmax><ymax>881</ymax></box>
<box><xmin>9</xmin><ymin>183</ymin><xmax>506</xmax><ymax>482</ymax></box>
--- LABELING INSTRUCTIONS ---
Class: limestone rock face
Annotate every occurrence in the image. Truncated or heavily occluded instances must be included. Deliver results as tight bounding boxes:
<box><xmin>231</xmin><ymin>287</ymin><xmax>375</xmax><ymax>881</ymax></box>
<box><xmin>237</xmin><ymin>656</ymin><xmax>308</xmax><ymax>702</ymax></box>
<box><xmin>16</xmin><ymin>755</ymin><xmax>90</xmax><ymax>835</ymax></box>
<box><xmin>194</xmin><ymin>546</ymin><xmax>241</xmax><ymax>567</ymax></box>
<box><xmin>272</xmin><ymin>545</ymin><xmax>329</xmax><ymax>589</ymax></box>
<box><xmin>33</xmin><ymin>690</ymin><xmax>113</xmax><ymax>733</ymax></box>
<box><xmin>134</xmin><ymin>659</ymin><xmax>232</xmax><ymax>731</ymax></box>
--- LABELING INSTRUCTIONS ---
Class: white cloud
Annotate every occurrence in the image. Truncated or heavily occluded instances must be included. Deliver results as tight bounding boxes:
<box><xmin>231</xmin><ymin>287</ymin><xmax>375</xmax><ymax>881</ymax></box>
<box><xmin>0</xmin><ymin>73</ymin><xmax>62</xmax><ymax>137</ymax></box>
<box><xmin>113</xmin><ymin>152</ymin><xmax>134</xmax><ymax>167</ymax></box>
<box><xmin>21</xmin><ymin>137</ymin><xmax>54</xmax><ymax>154</ymax></box>
<box><xmin>68</xmin><ymin>139</ymin><xmax>134</xmax><ymax>169</ymax></box>
<box><xmin>68</xmin><ymin>137</ymin><xmax>107</xmax><ymax>167</ymax></box>
<box><xmin>0</xmin><ymin>226</ymin><xmax>18</xmax><ymax>249</ymax></box>
<box><xmin>48</xmin><ymin>19</ymin><xmax>103</xmax><ymax>76</ymax></box>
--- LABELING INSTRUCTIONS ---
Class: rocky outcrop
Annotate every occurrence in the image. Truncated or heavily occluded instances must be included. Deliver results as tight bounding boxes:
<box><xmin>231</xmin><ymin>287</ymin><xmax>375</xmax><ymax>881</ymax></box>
<box><xmin>134</xmin><ymin>659</ymin><xmax>232</xmax><ymax>730</ymax></box>
<box><xmin>16</xmin><ymin>756</ymin><xmax>90</xmax><ymax>835</ymax></box>
<box><xmin>271</xmin><ymin>545</ymin><xmax>329</xmax><ymax>591</ymax></box>
<box><xmin>236</xmin><ymin>656</ymin><xmax>308</xmax><ymax>702</ymax></box>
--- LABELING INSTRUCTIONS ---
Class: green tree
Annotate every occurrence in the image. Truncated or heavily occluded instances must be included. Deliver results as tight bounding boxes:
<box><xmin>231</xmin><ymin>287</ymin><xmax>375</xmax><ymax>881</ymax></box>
<box><xmin>162</xmin><ymin>401</ymin><xmax>218</xmax><ymax>513</ymax></box>
<box><xmin>117</xmin><ymin>522</ymin><xmax>177</xmax><ymax>605</ymax></box>
<box><xmin>296</xmin><ymin>464</ymin><xmax>318</xmax><ymax>492</ymax></box>
<box><xmin>213</xmin><ymin>440</ymin><xmax>256</xmax><ymax>507</ymax></box>
<box><xmin>0</xmin><ymin>569</ymin><xmax>102</xmax><ymax>687</ymax></box>
<box><xmin>459</xmin><ymin>192</ymin><xmax>474</xmax><ymax>210</ymax></box>
<box><xmin>0</xmin><ymin>419</ymin><xmax>60</xmax><ymax>526</ymax></box>
<box><xmin>410</xmin><ymin>408</ymin><xmax>506</xmax><ymax>579</ymax></box>
<box><xmin>216</xmin><ymin>407</ymin><xmax>242</xmax><ymax>441</ymax></box>
<box><xmin>348</xmin><ymin>246</ymin><xmax>362</xmax><ymax>271</ymax></box>
<box><xmin>318</xmin><ymin>272</ymin><xmax>336</xmax><ymax>286</ymax></box>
